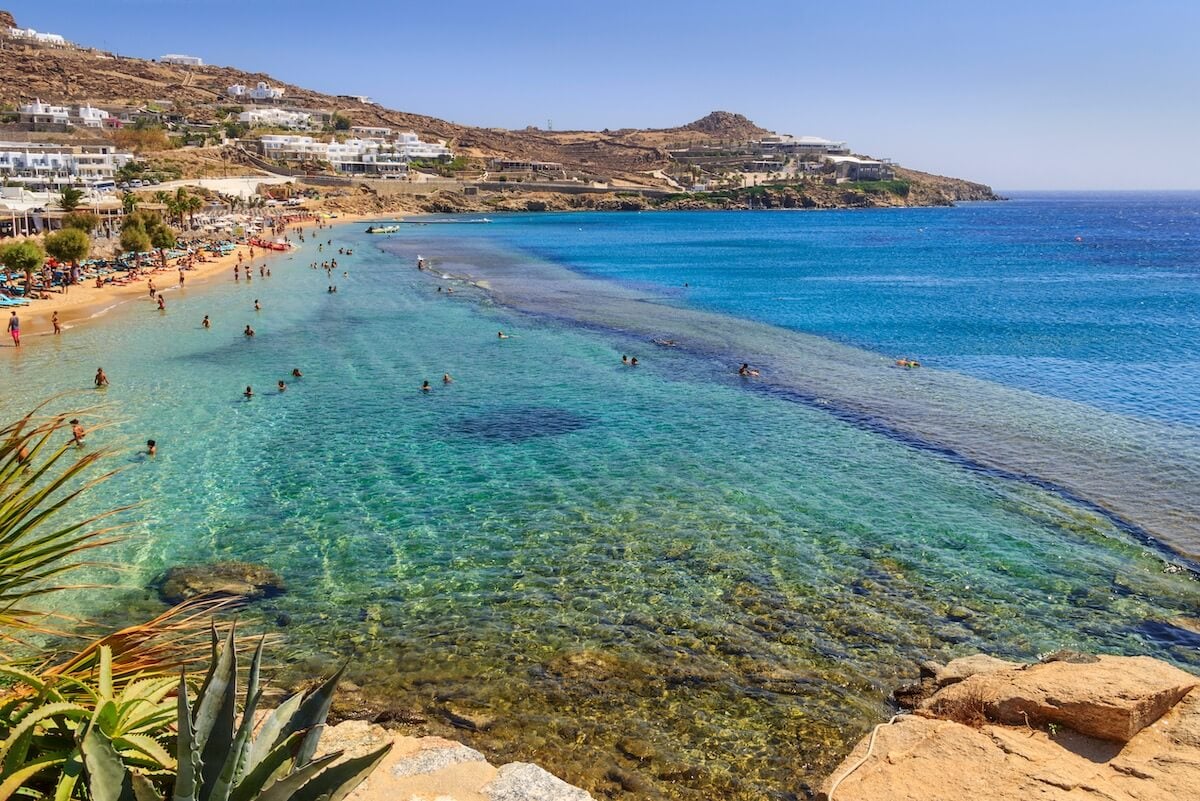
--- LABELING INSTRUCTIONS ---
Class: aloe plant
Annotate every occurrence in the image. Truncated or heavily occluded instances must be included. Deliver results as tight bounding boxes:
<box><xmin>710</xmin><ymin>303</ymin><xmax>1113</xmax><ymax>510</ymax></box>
<box><xmin>80</xmin><ymin>625</ymin><xmax>390</xmax><ymax>801</ymax></box>
<box><xmin>0</xmin><ymin>645</ymin><xmax>177</xmax><ymax>799</ymax></box>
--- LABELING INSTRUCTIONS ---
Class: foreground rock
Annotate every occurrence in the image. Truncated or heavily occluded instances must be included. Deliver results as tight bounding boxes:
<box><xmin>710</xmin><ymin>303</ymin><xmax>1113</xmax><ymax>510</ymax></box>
<box><xmin>319</xmin><ymin>720</ymin><xmax>594</xmax><ymax>801</ymax></box>
<box><xmin>157</xmin><ymin>561</ymin><xmax>285</xmax><ymax>603</ymax></box>
<box><xmin>820</xmin><ymin>654</ymin><xmax>1200</xmax><ymax>801</ymax></box>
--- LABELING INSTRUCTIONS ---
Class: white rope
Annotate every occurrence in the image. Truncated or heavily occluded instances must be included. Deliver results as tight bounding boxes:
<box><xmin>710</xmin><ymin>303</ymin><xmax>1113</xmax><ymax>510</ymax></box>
<box><xmin>827</xmin><ymin>714</ymin><xmax>907</xmax><ymax>801</ymax></box>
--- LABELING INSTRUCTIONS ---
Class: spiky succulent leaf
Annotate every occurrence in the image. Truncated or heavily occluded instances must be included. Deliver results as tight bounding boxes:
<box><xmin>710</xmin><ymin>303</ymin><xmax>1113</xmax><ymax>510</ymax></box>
<box><xmin>79</xmin><ymin>726</ymin><xmax>138</xmax><ymax>801</ymax></box>
<box><xmin>288</xmin><ymin>665</ymin><xmax>345</xmax><ymax>768</ymax></box>
<box><xmin>244</xmin><ymin>693</ymin><xmax>302</xmax><ymax>776</ymax></box>
<box><xmin>194</xmin><ymin>625</ymin><xmax>238</xmax><ymax>796</ymax></box>
<box><xmin>172</xmin><ymin>673</ymin><xmax>200</xmax><ymax>801</ymax></box>
<box><xmin>287</xmin><ymin>744</ymin><xmax>392</xmax><ymax>801</ymax></box>
<box><xmin>228</xmin><ymin>730</ymin><xmax>307</xmax><ymax>801</ymax></box>
<box><xmin>211</xmin><ymin>689</ymin><xmax>261</xmax><ymax>801</ymax></box>
<box><xmin>252</xmin><ymin>752</ymin><xmax>341</xmax><ymax>801</ymax></box>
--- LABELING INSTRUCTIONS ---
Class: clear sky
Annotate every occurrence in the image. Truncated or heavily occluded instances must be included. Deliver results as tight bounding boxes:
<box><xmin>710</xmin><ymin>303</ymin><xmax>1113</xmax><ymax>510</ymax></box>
<box><xmin>6</xmin><ymin>0</ymin><xmax>1199</xmax><ymax>190</ymax></box>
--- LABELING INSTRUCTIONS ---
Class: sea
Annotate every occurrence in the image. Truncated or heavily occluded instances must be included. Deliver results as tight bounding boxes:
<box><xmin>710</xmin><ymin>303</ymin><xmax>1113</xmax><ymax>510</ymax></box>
<box><xmin>2</xmin><ymin>192</ymin><xmax>1198</xmax><ymax>799</ymax></box>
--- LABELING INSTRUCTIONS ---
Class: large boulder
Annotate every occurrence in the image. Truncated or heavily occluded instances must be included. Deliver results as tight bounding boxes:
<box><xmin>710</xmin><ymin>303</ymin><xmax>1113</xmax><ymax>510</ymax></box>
<box><xmin>819</xmin><ymin>692</ymin><xmax>1200</xmax><ymax>801</ymax></box>
<box><xmin>317</xmin><ymin>720</ymin><xmax>594</xmax><ymax>801</ymax></box>
<box><xmin>923</xmin><ymin>655</ymin><xmax>1197</xmax><ymax>742</ymax></box>
<box><xmin>157</xmin><ymin>561</ymin><xmax>285</xmax><ymax>603</ymax></box>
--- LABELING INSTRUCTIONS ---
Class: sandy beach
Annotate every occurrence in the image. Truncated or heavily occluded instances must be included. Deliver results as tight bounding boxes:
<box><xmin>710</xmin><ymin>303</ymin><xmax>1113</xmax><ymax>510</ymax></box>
<box><xmin>5</xmin><ymin>212</ymin><xmax>374</xmax><ymax>341</ymax></box>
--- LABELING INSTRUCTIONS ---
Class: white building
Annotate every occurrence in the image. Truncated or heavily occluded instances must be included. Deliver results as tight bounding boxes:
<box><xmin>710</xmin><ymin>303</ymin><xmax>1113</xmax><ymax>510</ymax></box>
<box><xmin>350</xmin><ymin>125</ymin><xmax>393</xmax><ymax>140</ymax></box>
<box><xmin>17</xmin><ymin>101</ymin><xmax>110</xmax><ymax>128</ymax></box>
<box><xmin>757</xmin><ymin>135</ymin><xmax>849</xmax><ymax>155</ymax></box>
<box><xmin>393</xmin><ymin>131</ymin><xmax>452</xmax><ymax>160</ymax></box>
<box><xmin>0</xmin><ymin>141</ymin><xmax>133</xmax><ymax>188</ymax></box>
<box><xmin>18</xmin><ymin>99</ymin><xmax>70</xmax><ymax>126</ymax></box>
<box><xmin>239</xmin><ymin>109</ymin><xmax>313</xmax><ymax>129</ymax></box>
<box><xmin>71</xmin><ymin>105</ymin><xmax>112</xmax><ymax>128</ymax></box>
<box><xmin>7</xmin><ymin>27</ymin><xmax>68</xmax><ymax>46</ymax></box>
<box><xmin>826</xmin><ymin>155</ymin><xmax>894</xmax><ymax>182</ymax></box>
<box><xmin>162</xmin><ymin>54</ymin><xmax>203</xmax><ymax>66</ymax></box>
<box><xmin>259</xmin><ymin>135</ymin><xmax>329</xmax><ymax>161</ymax></box>
<box><xmin>230</xmin><ymin>82</ymin><xmax>284</xmax><ymax>101</ymax></box>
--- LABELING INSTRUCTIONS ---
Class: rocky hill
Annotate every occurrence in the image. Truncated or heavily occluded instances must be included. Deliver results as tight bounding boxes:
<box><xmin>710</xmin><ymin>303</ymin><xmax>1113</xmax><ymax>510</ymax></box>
<box><xmin>0</xmin><ymin>9</ymin><xmax>997</xmax><ymax>202</ymax></box>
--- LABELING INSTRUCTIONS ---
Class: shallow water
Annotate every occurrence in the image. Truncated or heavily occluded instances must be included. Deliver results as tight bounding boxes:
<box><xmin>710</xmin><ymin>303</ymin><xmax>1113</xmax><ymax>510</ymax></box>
<box><xmin>2</xmin><ymin>200</ymin><xmax>1198</xmax><ymax>799</ymax></box>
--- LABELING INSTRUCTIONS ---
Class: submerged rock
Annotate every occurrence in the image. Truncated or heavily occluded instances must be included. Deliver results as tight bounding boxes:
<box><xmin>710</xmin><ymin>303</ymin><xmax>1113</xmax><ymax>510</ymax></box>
<box><xmin>157</xmin><ymin>561</ymin><xmax>285</xmax><ymax>603</ymax></box>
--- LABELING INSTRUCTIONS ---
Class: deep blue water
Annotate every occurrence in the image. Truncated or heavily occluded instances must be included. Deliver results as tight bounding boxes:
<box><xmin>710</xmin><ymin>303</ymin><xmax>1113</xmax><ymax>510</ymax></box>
<box><xmin>2</xmin><ymin>194</ymin><xmax>1198</xmax><ymax>799</ymax></box>
<box><xmin>472</xmin><ymin>193</ymin><xmax>1200</xmax><ymax>427</ymax></box>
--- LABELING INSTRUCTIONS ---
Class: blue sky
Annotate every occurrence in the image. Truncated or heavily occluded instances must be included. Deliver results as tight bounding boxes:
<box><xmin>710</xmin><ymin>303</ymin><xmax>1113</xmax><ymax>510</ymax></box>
<box><xmin>7</xmin><ymin>0</ymin><xmax>1199</xmax><ymax>190</ymax></box>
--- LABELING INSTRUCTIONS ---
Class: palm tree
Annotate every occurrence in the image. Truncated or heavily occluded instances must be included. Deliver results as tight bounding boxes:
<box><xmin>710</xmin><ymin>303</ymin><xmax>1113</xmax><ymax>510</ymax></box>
<box><xmin>185</xmin><ymin>193</ymin><xmax>203</xmax><ymax>228</ymax></box>
<box><xmin>120</xmin><ymin>192</ymin><xmax>138</xmax><ymax>215</ymax></box>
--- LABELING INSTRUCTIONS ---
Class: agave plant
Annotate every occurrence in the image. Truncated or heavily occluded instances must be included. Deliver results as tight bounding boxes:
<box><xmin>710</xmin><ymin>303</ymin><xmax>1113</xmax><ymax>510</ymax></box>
<box><xmin>0</xmin><ymin>645</ymin><xmax>177</xmax><ymax>799</ymax></box>
<box><xmin>80</xmin><ymin>625</ymin><xmax>390</xmax><ymax>801</ymax></box>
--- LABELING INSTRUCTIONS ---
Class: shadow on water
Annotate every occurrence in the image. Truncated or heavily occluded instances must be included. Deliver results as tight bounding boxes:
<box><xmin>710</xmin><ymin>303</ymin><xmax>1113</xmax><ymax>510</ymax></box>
<box><xmin>445</xmin><ymin>406</ymin><xmax>594</xmax><ymax>443</ymax></box>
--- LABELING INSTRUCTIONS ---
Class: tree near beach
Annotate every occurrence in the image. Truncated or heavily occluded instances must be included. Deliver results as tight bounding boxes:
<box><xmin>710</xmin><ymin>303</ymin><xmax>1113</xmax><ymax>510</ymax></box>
<box><xmin>0</xmin><ymin>239</ymin><xmax>46</xmax><ymax>297</ymax></box>
<box><xmin>119</xmin><ymin>224</ymin><xmax>151</xmax><ymax>255</ymax></box>
<box><xmin>61</xmin><ymin>211</ymin><xmax>100</xmax><ymax>233</ymax></box>
<box><xmin>121</xmin><ymin>191</ymin><xmax>139</xmax><ymax>214</ymax></box>
<box><xmin>122</xmin><ymin>210</ymin><xmax>176</xmax><ymax>269</ymax></box>
<box><xmin>43</xmin><ymin>228</ymin><xmax>91</xmax><ymax>290</ymax></box>
<box><xmin>57</xmin><ymin>185</ymin><xmax>85</xmax><ymax>212</ymax></box>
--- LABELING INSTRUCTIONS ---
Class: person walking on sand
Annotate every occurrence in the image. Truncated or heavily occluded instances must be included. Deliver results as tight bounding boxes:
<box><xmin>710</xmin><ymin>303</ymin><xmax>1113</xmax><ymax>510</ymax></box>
<box><xmin>52</xmin><ymin>311</ymin><xmax>61</xmax><ymax>335</ymax></box>
<box><xmin>7</xmin><ymin>311</ymin><xmax>20</xmax><ymax>346</ymax></box>
<box><xmin>94</xmin><ymin>367</ymin><xmax>109</xmax><ymax>387</ymax></box>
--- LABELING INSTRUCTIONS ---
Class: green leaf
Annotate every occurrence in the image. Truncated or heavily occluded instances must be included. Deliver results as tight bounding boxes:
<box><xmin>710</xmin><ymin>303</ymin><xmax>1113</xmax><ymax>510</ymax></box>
<box><xmin>0</xmin><ymin>751</ymin><xmax>67</xmax><ymax>800</ymax></box>
<box><xmin>193</xmin><ymin>625</ymin><xmax>238</xmax><ymax>795</ymax></box>
<box><xmin>80</xmin><ymin>727</ymin><xmax>138</xmax><ymax>801</ymax></box>
<box><xmin>228</xmin><ymin>730</ymin><xmax>306</xmax><ymax>801</ymax></box>
<box><xmin>172</xmin><ymin>674</ymin><xmax>199</xmax><ymax>801</ymax></box>
<box><xmin>289</xmin><ymin>743</ymin><xmax>392</xmax><ymax>801</ymax></box>
<box><xmin>53</xmin><ymin>749</ymin><xmax>82</xmax><ymax>801</ymax></box>
<box><xmin>253</xmin><ymin>752</ymin><xmax>341</xmax><ymax>801</ymax></box>
<box><xmin>288</xmin><ymin>665</ymin><xmax>345</xmax><ymax>767</ymax></box>
<box><xmin>0</xmin><ymin>701</ymin><xmax>88</xmax><ymax>770</ymax></box>
<box><xmin>244</xmin><ymin>693</ymin><xmax>302</xmax><ymax>776</ymax></box>
<box><xmin>210</xmin><ymin>689</ymin><xmax>260</xmax><ymax>801</ymax></box>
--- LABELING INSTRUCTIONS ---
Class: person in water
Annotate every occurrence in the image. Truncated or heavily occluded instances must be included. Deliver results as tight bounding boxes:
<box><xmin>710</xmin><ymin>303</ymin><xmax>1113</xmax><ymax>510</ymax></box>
<box><xmin>630</xmin><ymin>357</ymin><xmax>639</xmax><ymax>366</ymax></box>
<box><xmin>244</xmin><ymin>386</ymin><xmax>254</xmax><ymax>398</ymax></box>
<box><xmin>94</xmin><ymin>367</ymin><xmax>109</xmax><ymax>387</ymax></box>
<box><xmin>738</xmin><ymin>363</ymin><xmax>760</xmax><ymax>377</ymax></box>
<box><xmin>52</xmin><ymin>311</ymin><xmax>61</xmax><ymax>335</ymax></box>
<box><xmin>421</xmin><ymin>380</ymin><xmax>431</xmax><ymax>392</ymax></box>
<box><xmin>254</xmin><ymin>299</ymin><xmax>261</xmax><ymax>311</ymax></box>
<box><xmin>70</xmin><ymin>419</ymin><xmax>86</xmax><ymax>446</ymax></box>
<box><xmin>443</xmin><ymin>373</ymin><xmax>453</xmax><ymax>384</ymax></box>
<box><xmin>277</xmin><ymin>380</ymin><xmax>287</xmax><ymax>392</ymax></box>
<box><xmin>622</xmin><ymin>355</ymin><xmax>629</xmax><ymax>364</ymax></box>
<box><xmin>497</xmin><ymin>331</ymin><xmax>509</xmax><ymax>339</ymax></box>
<box><xmin>244</xmin><ymin>325</ymin><xmax>255</xmax><ymax>337</ymax></box>
<box><xmin>6</xmin><ymin>311</ymin><xmax>17</xmax><ymax>347</ymax></box>
<box><xmin>157</xmin><ymin>295</ymin><xmax>166</xmax><ymax>311</ymax></box>
<box><xmin>146</xmin><ymin>439</ymin><xmax>157</xmax><ymax>457</ymax></box>
<box><xmin>202</xmin><ymin>315</ymin><xmax>211</xmax><ymax>328</ymax></box>
<box><xmin>291</xmin><ymin>368</ymin><xmax>302</xmax><ymax>378</ymax></box>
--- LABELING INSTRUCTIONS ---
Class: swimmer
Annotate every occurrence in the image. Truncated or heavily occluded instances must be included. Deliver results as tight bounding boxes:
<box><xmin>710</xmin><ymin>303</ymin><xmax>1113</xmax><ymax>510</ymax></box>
<box><xmin>738</xmin><ymin>363</ymin><xmax>760</xmax><ymax>377</ymax></box>
<box><xmin>277</xmin><ymin>380</ymin><xmax>287</xmax><ymax>392</ymax></box>
<box><xmin>443</xmin><ymin>373</ymin><xmax>453</xmax><ymax>384</ymax></box>
<box><xmin>70</xmin><ymin>419</ymin><xmax>86</xmax><ymax>446</ymax></box>
<box><xmin>244</xmin><ymin>386</ymin><xmax>254</xmax><ymax>398</ymax></box>
<box><xmin>497</xmin><ymin>331</ymin><xmax>509</xmax><ymax>339</ymax></box>
<box><xmin>157</xmin><ymin>295</ymin><xmax>166</xmax><ymax>311</ymax></box>
<box><xmin>244</xmin><ymin>325</ymin><xmax>255</xmax><ymax>337</ymax></box>
<box><xmin>622</xmin><ymin>355</ymin><xmax>629</xmax><ymax>364</ymax></box>
<box><xmin>94</xmin><ymin>367</ymin><xmax>109</xmax><ymax>387</ymax></box>
<box><xmin>202</xmin><ymin>315</ymin><xmax>211</xmax><ymax>328</ymax></box>
<box><xmin>291</xmin><ymin>368</ymin><xmax>303</xmax><ymax>378</ymax></box>
<box><xmin>254</xmin><ymin>299</ymin><xmax>261</xmax><ymax>311</ymax></box>
<box><xmin>630</xmin><ymin>357</ymin><xmax>639</xmax><ymax>366</ymax></box>
<box><xmin>146</xmin><ymin>439</ymin><xmax>157</xmax><ymax>457</ymax></box>
<box><xmin>421</xmin><ymin>380</ymin><xmax>431</xmax><ymax>392</ymax></box>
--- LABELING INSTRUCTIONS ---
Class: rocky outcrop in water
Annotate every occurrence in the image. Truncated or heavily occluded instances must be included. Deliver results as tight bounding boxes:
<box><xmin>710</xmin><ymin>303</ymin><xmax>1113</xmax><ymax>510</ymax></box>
<box><xmin>819</xmin><ymin>653</ymin><xmax>1200</xmax><ymax>801</ymax></box>
<box><xmin>157</xmin><ymin>561</ymin><xmax>285</xmax><ymax>603</ymax></box>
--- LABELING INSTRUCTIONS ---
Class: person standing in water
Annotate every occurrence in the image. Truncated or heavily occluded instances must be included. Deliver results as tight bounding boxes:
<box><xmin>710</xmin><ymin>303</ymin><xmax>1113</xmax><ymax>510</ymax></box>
<box><xmin>202</xmin><ymin>315</ymin><xmax>211</xmax><ymax>328</ymax></box>
<box><xmin>94</xmin><ymin>368</ymin><xmax>109</xmax><ymax>387</ymax></box>
<box><xmin>7</xmin><ymin>311</ymin><xmax>20</xmax><ymax>346</ymax></box>
<box><xmin>146</xmin><ymin>440</ymin><xmax>157</xmax><ymax>457</ymax></box>
<box><xmin>244</xmin><ymin>386</ymin><xmax>254</xmax><ymax>398</ymax></box>
<box><xmin>52</xmin><ymin>311</ymin><xmax>61</xmax><ymax>335</ymax></box>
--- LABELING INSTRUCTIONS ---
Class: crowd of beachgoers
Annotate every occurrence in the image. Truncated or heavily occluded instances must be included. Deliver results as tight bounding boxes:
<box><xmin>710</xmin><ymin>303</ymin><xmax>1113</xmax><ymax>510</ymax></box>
<box><xmin>1</xmin><ymin>213</ymin><xmax>323</xmax><ymax>341</ymax></box>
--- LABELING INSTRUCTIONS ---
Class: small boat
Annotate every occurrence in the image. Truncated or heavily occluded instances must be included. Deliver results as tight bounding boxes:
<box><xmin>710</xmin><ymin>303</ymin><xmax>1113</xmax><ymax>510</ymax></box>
<box><xmin>365</xmin><ymin>224</ymin><xmax>400</xmax><ymax>234</ymax></box>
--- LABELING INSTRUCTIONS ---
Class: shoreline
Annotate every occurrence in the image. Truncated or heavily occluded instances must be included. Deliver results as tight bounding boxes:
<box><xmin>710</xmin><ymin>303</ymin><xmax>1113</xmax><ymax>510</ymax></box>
<box><xmin>2</xmin><ymin>211</ymin><xmax>383</xmax><ymax>342</ymax></box>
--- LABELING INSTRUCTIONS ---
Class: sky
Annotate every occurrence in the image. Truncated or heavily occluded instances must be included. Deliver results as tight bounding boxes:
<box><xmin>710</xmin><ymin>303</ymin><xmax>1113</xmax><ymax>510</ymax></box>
<box><xmin>6</xmin><ymin>0</ymin><xmax>1199</xmax><ymax>190</ymax></box>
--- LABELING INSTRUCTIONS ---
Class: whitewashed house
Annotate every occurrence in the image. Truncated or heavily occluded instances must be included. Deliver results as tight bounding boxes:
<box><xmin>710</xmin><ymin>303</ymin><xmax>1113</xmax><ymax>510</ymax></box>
<box><xmin>71</xmin><ymin>105</ymin><xmax>112</xmax><ymax>128</ymax></box>
<box><xmin>18</xmin><ymin>99</ymin><xmax>70</xmax><ymax>126</ymax></box>
<box><xmin>162</xmin><ymin>54</ymin><xmax>204</xmax><ymax>66</ymax></box>
<box><xmin>0</xmin><ymin>141</ymin><xmax>132</xmax><ymax>188</ymax></box>
<box><xmin>238</xmin><ymin>109</ymin><xmax>313</xmax><ymax>129</ymax></box>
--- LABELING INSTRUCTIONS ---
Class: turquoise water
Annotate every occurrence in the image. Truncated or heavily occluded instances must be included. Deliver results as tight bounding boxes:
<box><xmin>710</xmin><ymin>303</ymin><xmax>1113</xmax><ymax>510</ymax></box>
<box><xmin>2</xmin><ymin>199</ymin><xmax>1198</xmax><ymax>799</ymax></box>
